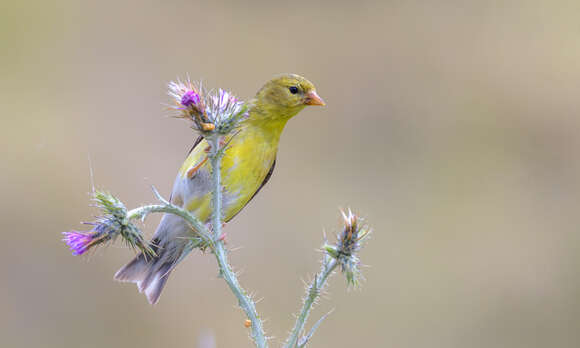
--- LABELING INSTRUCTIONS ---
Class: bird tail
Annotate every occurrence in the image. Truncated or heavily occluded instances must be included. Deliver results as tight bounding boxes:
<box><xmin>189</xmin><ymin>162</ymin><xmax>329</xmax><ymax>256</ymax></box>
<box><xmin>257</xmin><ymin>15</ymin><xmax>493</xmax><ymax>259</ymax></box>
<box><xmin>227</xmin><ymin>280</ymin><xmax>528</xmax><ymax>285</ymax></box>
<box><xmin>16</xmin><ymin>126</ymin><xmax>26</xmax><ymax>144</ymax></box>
<box><xmin>114</xmin><ymin>238</ymin><xmax>176</xmax><ymax>305</ymax></box>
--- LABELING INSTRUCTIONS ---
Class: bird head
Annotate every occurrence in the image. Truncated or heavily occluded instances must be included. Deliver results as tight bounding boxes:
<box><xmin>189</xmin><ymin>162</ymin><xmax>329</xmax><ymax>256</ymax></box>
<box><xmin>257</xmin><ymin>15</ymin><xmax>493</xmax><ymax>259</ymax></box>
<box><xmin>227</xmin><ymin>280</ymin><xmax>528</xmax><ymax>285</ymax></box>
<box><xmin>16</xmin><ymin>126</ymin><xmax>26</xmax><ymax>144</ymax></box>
<box><xmin>251</xmin><ymin>73</ymin><xmax>325</xmax><ymax>121</ymax></box>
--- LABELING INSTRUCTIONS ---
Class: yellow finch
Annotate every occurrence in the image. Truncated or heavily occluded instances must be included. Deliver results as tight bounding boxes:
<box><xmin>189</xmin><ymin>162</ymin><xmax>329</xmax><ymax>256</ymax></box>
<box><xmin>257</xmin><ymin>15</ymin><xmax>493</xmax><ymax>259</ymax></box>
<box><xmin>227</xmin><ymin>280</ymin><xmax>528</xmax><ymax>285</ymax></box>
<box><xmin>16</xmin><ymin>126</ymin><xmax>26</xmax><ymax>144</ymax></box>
<box><xmin>114</xmin><ymin>74</ymin><xmax>325</xmax><ymax>304</ymax></box>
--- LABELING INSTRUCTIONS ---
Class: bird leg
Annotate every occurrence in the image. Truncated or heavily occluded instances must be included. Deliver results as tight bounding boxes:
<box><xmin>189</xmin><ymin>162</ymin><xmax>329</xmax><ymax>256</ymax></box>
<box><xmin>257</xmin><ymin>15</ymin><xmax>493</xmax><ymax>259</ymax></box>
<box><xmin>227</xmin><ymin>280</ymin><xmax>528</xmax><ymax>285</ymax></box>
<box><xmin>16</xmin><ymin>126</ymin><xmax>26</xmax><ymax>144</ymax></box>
<box><xmin>204</xmin><ymin>138</ymin><xmax>227</xmax><ymax>154</ymax></box>
<box><xmin>186</xmin><ymin>157</ymin><xmax>209</xmax><ymax>179</ymax></box>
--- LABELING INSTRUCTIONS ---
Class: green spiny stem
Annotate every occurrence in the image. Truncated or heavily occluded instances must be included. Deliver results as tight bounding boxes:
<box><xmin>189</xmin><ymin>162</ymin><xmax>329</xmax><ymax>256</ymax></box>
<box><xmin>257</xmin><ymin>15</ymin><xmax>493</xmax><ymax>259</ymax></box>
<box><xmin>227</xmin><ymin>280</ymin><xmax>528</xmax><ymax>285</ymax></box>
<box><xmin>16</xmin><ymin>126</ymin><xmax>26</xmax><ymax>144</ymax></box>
<box><xmin>208</xmin><ymin>136</ymin><xmax>268</xmax><ymax>348</ymax></box>
<box><xmin>214</xmin><ymin>242</ymin><xmax>267</xmax><ymax>347</ymax></box>
<box><xmin>284</xmin><ymin>256</ymin><xmax>338</xmax><ymax>348</ymax></box>
<box><xmin>124</xmin><ymin>136</ymin><xmax>268</xmax><ymax>347</ymax></box>
<box><xmin>209</xmin><ymin>136</ymin><xmax>223</xmax><ymax>240</ymax></box>
<box><xmin>126</xmin><ymin>204</ymin><xmax>213</xmax><ymax>248</ymax></box>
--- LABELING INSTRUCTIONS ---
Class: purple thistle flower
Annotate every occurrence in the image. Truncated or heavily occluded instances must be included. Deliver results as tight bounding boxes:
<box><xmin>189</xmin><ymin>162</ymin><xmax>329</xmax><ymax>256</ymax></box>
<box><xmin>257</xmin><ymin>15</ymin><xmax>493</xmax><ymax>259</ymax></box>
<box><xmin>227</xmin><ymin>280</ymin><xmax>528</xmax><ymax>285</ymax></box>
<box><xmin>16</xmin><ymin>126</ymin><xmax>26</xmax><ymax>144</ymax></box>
<box><xmin>62</xmin><ymin>231</ymin><xmax>99</xmax><ymax>256</ymax></box>
<box><xmin>62</xmin><ymin>191</ymin><xmax>155</xmax><ymax>258</ymax></box>
<box><xmin>168</xmin><ymin>78</ymin><xmax>247</xmax><ymax>134</ymax></box>
<box><xmin>181</xmin><ymin>90</ymin><xmax>200</xmax><ymax>107</ymax></box>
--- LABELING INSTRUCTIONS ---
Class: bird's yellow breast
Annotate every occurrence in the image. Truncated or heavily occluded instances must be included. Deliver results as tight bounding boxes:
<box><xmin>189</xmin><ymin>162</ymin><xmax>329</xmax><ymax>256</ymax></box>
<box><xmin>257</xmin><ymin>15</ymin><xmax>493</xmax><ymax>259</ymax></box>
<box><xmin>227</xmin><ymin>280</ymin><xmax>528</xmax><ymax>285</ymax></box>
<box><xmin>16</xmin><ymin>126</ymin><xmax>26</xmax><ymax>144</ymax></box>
<box><xmin>178</xmin><ymin>119</ymin><xmax>286</xmax><ymax>222</ymax></box>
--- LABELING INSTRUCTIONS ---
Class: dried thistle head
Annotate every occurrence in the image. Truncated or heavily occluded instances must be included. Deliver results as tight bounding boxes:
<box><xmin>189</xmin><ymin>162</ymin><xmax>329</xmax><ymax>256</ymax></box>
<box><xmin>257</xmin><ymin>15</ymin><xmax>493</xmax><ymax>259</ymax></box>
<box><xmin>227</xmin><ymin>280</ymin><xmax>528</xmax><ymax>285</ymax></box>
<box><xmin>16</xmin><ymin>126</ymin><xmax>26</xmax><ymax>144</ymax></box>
<box><xmin>324</xmin><ymin>209</ymin><xmax>371</xmax><ymax>286</ymax></box>
<box><xmin>168</xmin><ymin>78</ymin><xmax>248</xmax><ymax>135</ymax></box>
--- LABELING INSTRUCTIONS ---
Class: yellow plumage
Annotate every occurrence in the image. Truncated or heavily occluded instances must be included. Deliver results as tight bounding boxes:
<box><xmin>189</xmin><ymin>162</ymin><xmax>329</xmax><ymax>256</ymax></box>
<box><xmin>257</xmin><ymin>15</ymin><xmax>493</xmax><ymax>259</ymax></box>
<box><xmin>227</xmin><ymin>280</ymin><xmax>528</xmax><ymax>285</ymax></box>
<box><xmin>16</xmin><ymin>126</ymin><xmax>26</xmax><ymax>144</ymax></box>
<box><xmin>114</xmin><ymin>73</ymin><xmax>325</xmax><ymax>304</ymax></box>
<box><xmin>178</xmin><ymin>124</ymin><xmax>280</xmax><ymax>222</ymax></box>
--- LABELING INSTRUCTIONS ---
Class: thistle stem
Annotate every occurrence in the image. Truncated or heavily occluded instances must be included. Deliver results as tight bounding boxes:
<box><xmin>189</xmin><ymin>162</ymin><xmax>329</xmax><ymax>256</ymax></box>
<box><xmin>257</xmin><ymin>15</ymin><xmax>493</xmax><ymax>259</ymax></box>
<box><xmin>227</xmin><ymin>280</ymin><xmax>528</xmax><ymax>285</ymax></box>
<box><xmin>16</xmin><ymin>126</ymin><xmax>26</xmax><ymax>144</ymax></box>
<box><xmin>124</xmin><ymin>136</ymin><xmax>268</xmax><ymax>347</ymax></box>
<box><xmin>209</xmin><ymin>137</ymin><xmax>223</xmax><ymax>241</ymax></box>
<box><xmin>208</xmin><ymin>136</ymin><xmax>268</xmax><ymax>348</ymax></box>
<box><xmin>127</xmin><ymin>204</ymin><xmax>213</xmax><ymax>246</ymax></box>
<box><xmin>284</xmin><ymin>256</ymin><xmax>338</xmax><ymax>348</ymax></box>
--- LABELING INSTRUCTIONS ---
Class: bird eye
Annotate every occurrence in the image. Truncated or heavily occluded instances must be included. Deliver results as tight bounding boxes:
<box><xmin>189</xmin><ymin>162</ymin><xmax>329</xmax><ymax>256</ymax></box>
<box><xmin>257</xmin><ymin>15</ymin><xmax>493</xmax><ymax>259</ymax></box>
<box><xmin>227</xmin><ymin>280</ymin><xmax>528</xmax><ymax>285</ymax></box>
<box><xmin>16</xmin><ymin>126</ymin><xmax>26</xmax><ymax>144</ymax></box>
<box><xmin>289</xmin><ymin>86</ymin><xmax>299</xmax><ymax>94</ymax></box>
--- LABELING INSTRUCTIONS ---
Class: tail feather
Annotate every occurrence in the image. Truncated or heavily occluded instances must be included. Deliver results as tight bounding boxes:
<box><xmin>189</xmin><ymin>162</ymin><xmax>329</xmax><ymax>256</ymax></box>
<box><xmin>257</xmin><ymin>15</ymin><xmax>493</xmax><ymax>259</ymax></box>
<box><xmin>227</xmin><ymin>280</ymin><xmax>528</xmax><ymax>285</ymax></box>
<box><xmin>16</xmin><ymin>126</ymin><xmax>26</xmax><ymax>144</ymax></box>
<box><xmin>115</xmin><ymin>214</ymin><xmax>193</xmax><ymax>304</ymax></box>
<box><xmin>114</xmin><ymin>239</ymin><xmax>176</xmax><ymax>305</ymax></box>
<box><xmin>142</xmin><ymin>262</ymin><xmax>173</xmax><ymax>304</ymax></box>
<box><xmin>138</xmin><ymin>259</ymin><xmax>173</xmax><ymax>293</ymax></box>
<box><xmin>114</xmin><ymin>253</ymin><xmax>149</xmax><ymax>283</ymax></box>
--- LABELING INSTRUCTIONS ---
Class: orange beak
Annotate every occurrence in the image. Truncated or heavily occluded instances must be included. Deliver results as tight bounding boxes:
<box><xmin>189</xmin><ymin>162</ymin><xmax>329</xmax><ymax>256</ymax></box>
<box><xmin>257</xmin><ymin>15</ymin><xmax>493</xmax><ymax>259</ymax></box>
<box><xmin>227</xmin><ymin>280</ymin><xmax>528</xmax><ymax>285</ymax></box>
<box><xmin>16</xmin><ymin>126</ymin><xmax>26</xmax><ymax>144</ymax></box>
<box><xmin>304</xmin><ymin>91</ymin><xmax>326</xmax><ymax>106</ymax></box>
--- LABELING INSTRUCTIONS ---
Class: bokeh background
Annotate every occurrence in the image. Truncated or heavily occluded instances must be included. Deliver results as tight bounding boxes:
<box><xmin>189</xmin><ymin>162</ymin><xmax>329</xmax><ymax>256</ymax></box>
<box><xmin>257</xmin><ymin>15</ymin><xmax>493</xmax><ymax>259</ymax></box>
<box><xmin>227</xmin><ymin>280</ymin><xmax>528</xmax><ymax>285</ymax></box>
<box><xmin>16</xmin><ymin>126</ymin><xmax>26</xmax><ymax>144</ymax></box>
<box><xmin>2</xmin><ymin>1</ymin><xmax>580</xmax><ymax>347</ymax></box>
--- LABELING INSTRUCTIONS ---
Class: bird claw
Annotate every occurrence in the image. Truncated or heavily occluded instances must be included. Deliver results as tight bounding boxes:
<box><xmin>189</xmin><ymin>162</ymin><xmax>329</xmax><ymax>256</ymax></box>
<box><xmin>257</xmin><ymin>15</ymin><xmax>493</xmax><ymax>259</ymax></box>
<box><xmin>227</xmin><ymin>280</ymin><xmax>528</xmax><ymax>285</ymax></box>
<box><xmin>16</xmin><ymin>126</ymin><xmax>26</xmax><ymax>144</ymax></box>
<box><xmin>203</xmin><ymin>138</ymin><xmax>227</xmax><ymax>154</ymax></box>
<box><xmin>186</xmin><ymin>157</ymin><xmax>208</xmax><ymax>179</ymax></box>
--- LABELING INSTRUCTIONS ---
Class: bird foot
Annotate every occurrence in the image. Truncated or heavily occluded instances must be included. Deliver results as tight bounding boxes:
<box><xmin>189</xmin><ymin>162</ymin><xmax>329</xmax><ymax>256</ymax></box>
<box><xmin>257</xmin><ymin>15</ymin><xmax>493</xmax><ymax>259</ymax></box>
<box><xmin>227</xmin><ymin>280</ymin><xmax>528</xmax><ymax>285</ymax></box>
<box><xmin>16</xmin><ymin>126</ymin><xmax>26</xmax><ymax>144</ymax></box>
<box><xmin>186</xmin><ymin>157</ymin><xmax>208</xmax><ymax>179</ymax></box>
<box><xmin>203</xmin><ymin>138</ymin><xmax>227</xmax><ymax>153</ymax></box>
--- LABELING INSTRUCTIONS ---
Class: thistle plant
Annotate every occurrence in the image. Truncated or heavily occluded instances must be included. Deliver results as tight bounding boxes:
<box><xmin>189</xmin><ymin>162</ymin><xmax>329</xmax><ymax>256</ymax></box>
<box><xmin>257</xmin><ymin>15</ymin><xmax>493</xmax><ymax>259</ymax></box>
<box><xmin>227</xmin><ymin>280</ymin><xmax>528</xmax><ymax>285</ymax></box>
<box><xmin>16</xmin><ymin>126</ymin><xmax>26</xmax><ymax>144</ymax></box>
<box><xmin>63</xmin><ymin>77</ymin><xmax>371</xmax><ymax>348</ymax></box>
<box><xmin>168</xmin><ymin>78</ymin><xmax>248</xmax><ymax>135</ymax></box>
<box><xmin>63</xmin><ymin>191</ymin><xmax>155</xmax><ymax>257</ymax></box>
<box><xmin>285</xmin><ymin>209</ymin><xmax>371</xmax><ymax>348</ymax></box>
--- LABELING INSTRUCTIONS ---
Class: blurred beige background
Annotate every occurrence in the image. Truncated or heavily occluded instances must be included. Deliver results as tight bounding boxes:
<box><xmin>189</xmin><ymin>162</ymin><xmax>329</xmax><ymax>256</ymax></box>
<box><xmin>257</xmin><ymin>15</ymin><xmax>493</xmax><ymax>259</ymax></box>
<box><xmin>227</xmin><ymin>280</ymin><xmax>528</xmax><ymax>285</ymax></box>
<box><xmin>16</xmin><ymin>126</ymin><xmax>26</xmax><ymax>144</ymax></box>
<box><xmin>2</xmin><ymin>1</ymin><xmax>580</xmax><ymax>347</ymax></box>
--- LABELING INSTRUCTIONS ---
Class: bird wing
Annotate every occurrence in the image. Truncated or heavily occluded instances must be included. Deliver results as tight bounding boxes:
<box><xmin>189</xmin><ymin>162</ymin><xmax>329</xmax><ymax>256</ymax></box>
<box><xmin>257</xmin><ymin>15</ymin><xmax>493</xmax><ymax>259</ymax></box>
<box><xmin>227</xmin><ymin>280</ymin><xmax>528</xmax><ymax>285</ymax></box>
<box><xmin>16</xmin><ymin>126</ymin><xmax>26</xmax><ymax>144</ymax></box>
<box><xmin>171</xmin><ymin>135</ymin><xmax>277</xmax><ymax>223</ymax></box>
<box><xmin>169</xmin><ymin>135</ymin><xmax>204</xmax><ymax>207</ymax></box>
<box><xmin>186</xmin><ymin>135</ymin><xmax>204</xmax><ymax>156</ymax></box>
